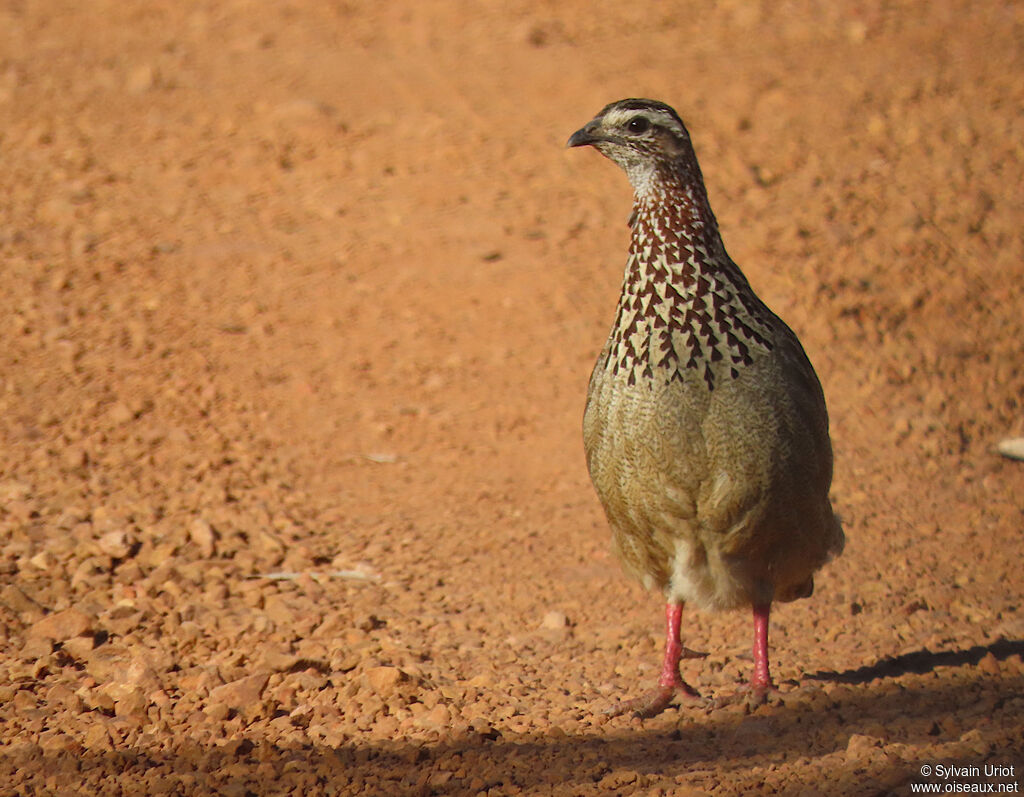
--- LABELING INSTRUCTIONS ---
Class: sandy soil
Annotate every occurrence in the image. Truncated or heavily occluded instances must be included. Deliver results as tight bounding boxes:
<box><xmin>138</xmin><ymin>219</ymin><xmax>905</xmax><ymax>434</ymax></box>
<box><xmin>1</xmin><ymin>1</ymin><xmax>1022</xmax><ymax>794</ymax></box>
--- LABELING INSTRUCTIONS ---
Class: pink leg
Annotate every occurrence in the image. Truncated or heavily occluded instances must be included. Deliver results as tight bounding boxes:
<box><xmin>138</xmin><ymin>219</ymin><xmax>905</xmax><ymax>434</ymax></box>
<box><xmin>605</xmin><ymin>601</ymin><xmax>707</xmax><ymax>719</ymax></box>
<box><xmin>710</xmin><ymin>602</ymin><xmax>779</xmax><ymax>709</ymax></box>
<box><xmin>751</xmin><ymin>602</ymin><xmax>773</xmax><ymax>690</ymax></box>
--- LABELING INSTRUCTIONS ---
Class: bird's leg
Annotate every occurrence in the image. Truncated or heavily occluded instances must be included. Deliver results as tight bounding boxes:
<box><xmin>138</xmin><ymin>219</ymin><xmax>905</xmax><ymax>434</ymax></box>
<box><xmin>712</xmin><ymin>602</ymin><xmax>780</xmax><ymax>709</ymax></box>
<box><xmin>751</xmin><ymin>602</ymin><xmax>773</xmax><ymax>692</ymax></box>
<box><xmin>741</xmin><ymin>602</ymin><xmax>781</xmax><ymax>706</ymax></box>
<box><xmin>605</xmin><ymin>601</ymin><xmax>707</xmax><ymax>719</ymax></box>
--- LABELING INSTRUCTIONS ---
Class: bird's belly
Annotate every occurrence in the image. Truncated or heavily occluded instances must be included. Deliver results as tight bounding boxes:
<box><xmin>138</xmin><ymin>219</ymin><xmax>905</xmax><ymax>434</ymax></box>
<box><xmin>583</xmin><ymin>371</ymin><xmax>710</xmax><ymax>594</ymax></box>
<box><xmin>584</xmin><ymin>359</ymin><xmax>839</xmax><ymax>610</ymax></box>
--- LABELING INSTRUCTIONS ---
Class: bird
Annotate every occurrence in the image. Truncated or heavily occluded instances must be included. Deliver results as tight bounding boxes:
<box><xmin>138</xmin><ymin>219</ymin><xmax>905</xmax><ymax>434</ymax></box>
<box><xmin>568</xmin><ymin>98</ymin><xmax>844</xmax><ymax>718</ymax></box>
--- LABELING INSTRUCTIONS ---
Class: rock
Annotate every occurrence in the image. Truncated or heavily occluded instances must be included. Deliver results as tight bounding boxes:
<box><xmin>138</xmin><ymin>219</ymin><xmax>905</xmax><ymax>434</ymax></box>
<box><xmin>46</xmin><ymin>683</ymin><xmax>83</xmax><ymax>712</ymax></box>
<box><xmin>845</xmin><ymin>733</ymin><xmax>881</xmax><ymax>761</ymax></box>
<box><xmin>78</xmin><ymin>686</ymin><xmax>116</xmax><ymax>713</ymax></box>
<box><xmin>61</xmin><ymin>635</ymin><xmax>96</xmax><ymax>660</ymax></box>
<box><xmin>259</xmin><ymin>648</ymin><xmax>302</xmax><ymax>672</ymax></box>
<box><xmin>0</xmin><ymin>480</ymin><xmax>31</xmax><ymax>501</ymax></box>
<box><xmin>20</xmin><ymin>636</ymin><xmax>53</xmax><ymax>660</ymax></box>
<box><xmin>959</xmin><ymin>728</ymin><xmax>992</xmax><ymax>755</ymax></box>
<box><xmin>107</xmin><ymin>402</ymin><xmax>134</xmax><ymax>425</ymax></box>
<box><xmin>82</xmin><ymin>723</ymin><xmax>113</xmax><ymax>751</ymax></box>
<box><xmin>97</xmin><ymin>530</ymin><xmax>133</xmax><ymax>559</ymax></box>
<box><xmin>28</xmin><ymin>608</ymin><xmax>93</xmax><ymax>642</ymax></box>
<box><xmin>104</xmin><ymin>684</ymin><xmax>149</xmax><ymax>722</ymax></box>
<box><xmin>85</xmin><ymin>646</ymin><xmax>162</xmax><ymax>693</ymax></box>
<box><xmin>541</xmin><ymin>611</ymin><xmax>569</xmax><ymax>629</ymax></box>
<box><xmin>12</xmin><ymin>689</ymin><xmax>37</xmax><ymax>712</ymax></box>
<box><xmin>207</xmin><ymin>673</ymin><xmax>270</xmax><ymax>710</ymax></box>
<box><xmin>27</xmin><ymin>550</ymin><xmax>57</xmax><ymax>571</ymax></box>
<box><xmin>188</xmin><ymin>518</ymin><xmax>216</xmax><ymax>557</ymax></box>
<box><xmin>417</xmin><ymin>704</ymin><xmax>452</xmax><ymax>730</ymax></box>
<box><xmin>996</xmin><ymin>437</ymin><xmax>1024</xmax><ymax>461</ymax></box>
<box><xmin>125</xmin><ymin>64</ymin><xmax>156</xmax><ymax>93</ymax></box>
<box><xmin>977</xmin><ymin>651</ymin><xmax>1001</xmax><ymax>676</ymax></box>
<box><xmin>203</xmin><ymin>701</ymin><xmax>231</xmax><ymax>722</ymax></box>
<box><xmin>364</xmin><ymin>666</ymin><xmax>405</xmax><ymax>697</ymax></box>
<box><xmin>0</xmin><ymin>585</ymin><xmax>44</xmax><ymax>622</ymax></box>
<box><xmin>263</xmin><ymin>595</ymin><xmax>296</xmax><ymax>625</ymax></box>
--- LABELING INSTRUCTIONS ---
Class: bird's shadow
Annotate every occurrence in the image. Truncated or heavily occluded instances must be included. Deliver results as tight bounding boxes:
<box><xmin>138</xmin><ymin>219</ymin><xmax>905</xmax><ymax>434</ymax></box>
<box><xmin>2</xmin><ymin>641</ymin><xmax>1020</xmax><ymax>795</ymax></box>
<box><xmin>806</xmin><ymin>637</ymin><xmax>1024</xmax><ymax>684</ymax></box>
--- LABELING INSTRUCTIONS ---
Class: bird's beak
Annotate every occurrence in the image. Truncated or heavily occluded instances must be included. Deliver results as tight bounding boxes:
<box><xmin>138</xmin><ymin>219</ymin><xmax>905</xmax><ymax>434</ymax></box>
<box><xmin>567</xmin><ymin>120</ymin><xmax>605</xmax><ymax>148</ymax></box>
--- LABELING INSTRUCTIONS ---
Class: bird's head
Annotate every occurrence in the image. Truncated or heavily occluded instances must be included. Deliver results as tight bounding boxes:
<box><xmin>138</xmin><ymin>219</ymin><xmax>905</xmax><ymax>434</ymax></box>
<box><xmin>567</xmin><ymin>98</ymin><xmax>698</xmax><ymax>197</ymax></box>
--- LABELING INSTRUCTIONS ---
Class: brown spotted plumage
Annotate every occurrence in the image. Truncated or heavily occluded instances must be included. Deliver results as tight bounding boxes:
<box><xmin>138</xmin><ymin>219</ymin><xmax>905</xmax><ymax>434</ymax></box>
<box><xmin>568</xmin><ymin>99</ymin><xmax>844</xmax><ymax>717</ymax></box>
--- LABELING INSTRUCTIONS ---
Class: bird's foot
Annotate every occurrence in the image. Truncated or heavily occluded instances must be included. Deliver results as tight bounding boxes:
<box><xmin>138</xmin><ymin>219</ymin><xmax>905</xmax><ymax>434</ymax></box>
<box><xmin>604</xmin><ymin>680</ymin><xmax>707</xmax><ymax>719</ymax></box>
<box><xmin>710</xmin><ymin>681</ymin><xmax>781</xmax><ymax>711</ymax></box>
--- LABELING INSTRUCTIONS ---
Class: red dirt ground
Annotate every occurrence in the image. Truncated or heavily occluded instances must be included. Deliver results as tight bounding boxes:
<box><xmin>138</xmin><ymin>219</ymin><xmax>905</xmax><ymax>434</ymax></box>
<box><xmin>1</xmin><ymin>1</ymin><xmax>1022</xmax><ymax>794</ymax></box>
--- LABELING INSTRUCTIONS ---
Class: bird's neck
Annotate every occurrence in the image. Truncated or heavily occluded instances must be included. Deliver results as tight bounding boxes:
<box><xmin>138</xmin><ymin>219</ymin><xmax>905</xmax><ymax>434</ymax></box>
<box><xmin>628</xmin><ymin>166</ymin><xmax>725</xmax><ymax>277</ymax></box>
<box><xmin>606</xmin><ymin>170</ymin><xmax>774</xmax><ymax>390</ymax></box>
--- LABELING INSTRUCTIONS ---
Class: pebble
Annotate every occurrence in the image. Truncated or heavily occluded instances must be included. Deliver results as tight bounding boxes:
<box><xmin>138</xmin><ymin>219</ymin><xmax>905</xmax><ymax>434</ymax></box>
<box><xmin>845</xmin><ymin>733</ymin><xmax>882</xmax><ymax>761</ymax></box>
<box><xmin>364</xmin><ymin>666</ymin><xmax>405</xmax><ymax>697</ymax></box>
<box><xmin>97</xmin><ymin>530</ymin><xmax>133</xmax><ymax>559</ymax></box>
<box><xmin>85</xmin><ymin>647</ymin><xmax>162</xmax><ymax>693</ymax></box>
<box><xmin>188</xmin><ymin>518</ymin><xmax>217</xmax><ymax>558</ymax></box>
<box><xmin>27</xmin><ymin>608</ymin><xmax>93</xmax><ymax>642</ymax></box>
<box><xmin>416</xmin><ymin>704</ymin><xmax>451</xmax><ymax>730</ymax></box>
<box><xmin>125</xmin><ymin>64</ymin><xmax>156</xmax><ymax>93</ymax></box>
<box><xmin>0</xmin><ymin>585</ymin><xmax>44</xmax><ymax>622</ymax></box>
<box><xmin>82</xmin><ymin>723</ymin><xmax>113</xmax><ymax>751</ymax></box>
<box><xmin>959</xmin><ymin>728</ymin><xmax>992</xmax><ymax>755</ymax></box>
<box><xmin>996</xmin><ymin>437</ymin><xmax>1024</xmax><ymax>461</ymax></box>
<box><xmin>207</xmin><ymin>673</ymin><xmax>270</xmax><ymax>710</ymax></box>
<box><xmin>976</xmin><ymin>652</ymin><xmax>1001</xmax><ymax>676</ymax></box>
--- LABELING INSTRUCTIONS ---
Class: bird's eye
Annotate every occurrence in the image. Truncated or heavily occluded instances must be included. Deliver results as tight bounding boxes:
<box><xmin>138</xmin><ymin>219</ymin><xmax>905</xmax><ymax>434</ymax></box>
<box><xmin>626</xmin><ymin>117</ymin><xmax>650</xmax><ymax>134</ymax></box>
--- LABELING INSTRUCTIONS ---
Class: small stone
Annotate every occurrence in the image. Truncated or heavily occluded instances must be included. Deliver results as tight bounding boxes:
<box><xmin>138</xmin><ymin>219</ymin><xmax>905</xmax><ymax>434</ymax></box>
<box><xmin>417</xmin><ymin>704</ymin><xmax>451</xmax><ymax>730</ymax></box>
<box><xmin>46</xmin><ymin>683</ymin><xmax>83</xmax><ymax>713</ymax></box>
<box><xmin>12</xmin><ymin>689</ymin><xmax>37</xmax><ymax>712</ymax></box>
<box><xmin>259</xmin><ymin>648</ymin><xmax>301</xmax><ymax>672</ymax></box>
<box><xmin>364</xmin><ymin>666</ymin><xmax>405</xmax><ymax>697</ymax></box>
<box><xmin>959</xmin><ymin>728</ymin><xmax>991</xmax><ymax>755</ymax></box>
<box><xmin>996</xmin><ymin>437</ymin><xmax>1024</xmax><ymax>461</ymax></box>
<box><xmin>83</xmin><ymin>723</ymin><xmax>113</xmax><ymax>751</ymax></box>
<box><xmin>97</xmin><ymin>530</ymin><xmax>132</xmax><ymax>559</ymax></box>
<box><xmin>373</xmin><ymin>715</ymin><xmax>400</xmax><ymax>737</ymax></box>
<box><xmin>39</xmin><ymin>731</ymin><xmax>80</xmax><ymax>754</ymax></box>
<box><xmin>107</xmin><ymin>402</ymin><xmax>134</xmax><ymax>425</ymax></box>
<box><xmin>28</xmin><ymin>608</ymin><xmax>93</xmax><ymax>642</ymax></box>
<box><xmin>263</xmin><ymin>595</ymin><xmax>296</xmax><ymax>625</ymax></box>
<box><xmin>0</xmin><ymin>585</ymin><xmax>44</xmax><ymax>622</ymax></box>
<box><xmin>21</xmin><ymin>636</ymin><xmax>53</xmax><ymax>660</ymax></box>
<box><xmin>0</xmin><ymin>480</ymin><xmax>31</xmax><ymax>501</ymax></box>
<box><xmin>541</xmin><ymin>610</ymin><xmax>569</xmax><ymax>630</ymax></box>
<box><xmin>27</xmin><ymin>550</ymin><xmax>56</xmax><ymax>571</ymax></box>
<box><xmin>845</xmin><ymin>733</ymin><xmax>881</xmax><ymax>761</ymax></box>
<box><xmin>79</xmin><ymin>687</ymin><xmax>116</xmax><ymax>713</ymax></box>
<box><xmin>62</xmin><ymin>635</ymin><xmax>96</xmax><ymax>660</ymax></box>
<box><xmin>188</xmin><ymin>518</ymin><xmax>216</xmax><ymax>557</ymax></box>
<box><xmin>126</xmin><ymin>64</ymin><xmax>156</xmax><ymax>93</ymax></box>
<box><xmin>846</xmin><ymin>20</ymin><xmax>868</xmax><ymax>44</ymax></box>
<box><xmin>85</xmin><ymin>647</ymin><xmax>161</xmax><ymax>693</ymax></box>
<box><xmin>976</xmin><ymin>652</ymin><xmax>1001</xmax><ymax>676</ymax></box>
<box><xmin>207</xmin><ymin>673</ymin><xmax>270</xmax><ymax>710</ymax></box>
<box><xmin>109</xmin><ymin>686</ymin><xmax>148</xmax><ymax>722</ymax></box>
<box><xmin>62</xmin><ymin>444</ymin><xmax>88</xmax><ymax>470</ymax></box>
<box><xmin>203</xmin><ymin>701</ymin><xmax>231</xmax><ymax>722</ymax></box>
